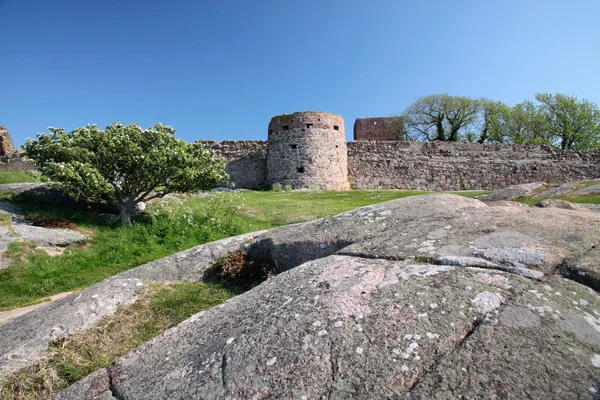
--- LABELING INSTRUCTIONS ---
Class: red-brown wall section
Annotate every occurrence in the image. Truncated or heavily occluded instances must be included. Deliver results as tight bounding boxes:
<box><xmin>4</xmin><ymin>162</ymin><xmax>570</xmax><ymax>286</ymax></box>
<box><xmin>353</xmin><ymin>117</ymin><xmax>404</xmax><ymax>141</ymax></box>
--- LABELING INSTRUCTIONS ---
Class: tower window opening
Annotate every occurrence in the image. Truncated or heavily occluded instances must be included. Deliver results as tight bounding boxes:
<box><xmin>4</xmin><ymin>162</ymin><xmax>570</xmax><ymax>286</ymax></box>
<box><xmin>333</xmin><ymin>125</ymin><xmax>339</xmax><ymax>130</ymax></box>
<box><xmin>297</xmin><ymin>167</ymin><xmax>305</xmax><ymax>173</ymax></box>
<box><xmin>290</xmin><ymin>144</ymin><xmax>298</xmax><ymax>149</ymax></box>
<box><xmin>282</xmin><ymin>125</ymin><xmax>289</xmax><ymax>130</ymax></box>
<box><xmin>373</xmin><ymin>121</ymin><xmax>377</xmax><ymax>125</ymax></box>
<box><xmin>306</xmin><ymin>124</ymin><xmax>313</xmax><ymax>129</ymax></box>
<box><xmin>268</xmin><ymin>129</ymin><xmax>273</xmax><ymax>134</ymax></box>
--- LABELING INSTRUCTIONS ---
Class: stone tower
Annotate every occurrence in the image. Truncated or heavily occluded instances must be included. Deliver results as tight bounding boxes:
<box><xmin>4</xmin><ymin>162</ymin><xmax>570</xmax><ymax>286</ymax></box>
<box><xmin>266</xmin><ymin>111</ymin><xmax>350</xmax><ymax>190</ymax></box>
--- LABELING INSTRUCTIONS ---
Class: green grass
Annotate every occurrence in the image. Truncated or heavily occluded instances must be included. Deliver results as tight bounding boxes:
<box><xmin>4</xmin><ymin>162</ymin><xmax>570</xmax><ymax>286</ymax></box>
<box><xmin>188</xmin><ymin>189</ymin><xmax>453</xmax><ymax>227</ymax></box>
<box><xmin>0</xmin><ymin>281</ymin><xmax>234</xmax><ymax>400</ymax></box>
<box><xmin>516</xmin><ymin>193</ymin><xmax>600</xmax><ymax>206</ymax></box>
<box><xmin>0</xmin><ymin>213</ymin><xmax>12</xmax><ymax>227</ymax></box>
<box><xmin>555</xmin><ymin>194</ymin><xmax>600</xmax><ymax>204</ymax></box>
<box><xmin>0</xmin><ymin>195</ymin><xmax>250</xmax><ymax>310</ymax></box>
<box><xmin>0</xmin><ymin>189</ymin><xmax>490</xmax><ymax>310</ymax></box>
<box><xmin>0</xmin><ymin>171</ymin><xmax>40</xmax><ymax>184</ymax></box>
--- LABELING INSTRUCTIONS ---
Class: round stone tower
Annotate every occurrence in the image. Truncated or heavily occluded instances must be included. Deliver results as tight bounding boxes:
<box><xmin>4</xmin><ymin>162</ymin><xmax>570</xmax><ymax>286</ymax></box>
<box><xmin>266</xmin><ymin>111</ymin><xmax>350</xmax><ymax>190</ymax></box>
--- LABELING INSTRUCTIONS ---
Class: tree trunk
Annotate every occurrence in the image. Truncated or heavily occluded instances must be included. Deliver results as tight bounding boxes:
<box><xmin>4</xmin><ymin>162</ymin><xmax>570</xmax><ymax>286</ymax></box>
<box><xmin>119</xmin><ymin>208</ymin><xmax>131</xmax><ymax>225</ymax></box>
<box><xmin>435</xmin><ymin>120</ymin><xmax>446</xmax><ymax>141</ymax></box>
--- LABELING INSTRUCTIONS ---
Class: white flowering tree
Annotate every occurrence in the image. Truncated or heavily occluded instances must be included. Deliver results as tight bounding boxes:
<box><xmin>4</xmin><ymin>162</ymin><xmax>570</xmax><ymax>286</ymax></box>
<box><xmin>25</xmin><ymin>123</ymin><xmax>228</xmax><ymax>224</ymax></box>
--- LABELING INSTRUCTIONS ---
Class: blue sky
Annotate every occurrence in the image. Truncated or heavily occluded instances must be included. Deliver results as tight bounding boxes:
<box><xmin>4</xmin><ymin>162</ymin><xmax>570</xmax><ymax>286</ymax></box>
<box><xmin>1</xmin><ymin>0</ymin><xmax>599</xmax><ymax>147</ymax></box>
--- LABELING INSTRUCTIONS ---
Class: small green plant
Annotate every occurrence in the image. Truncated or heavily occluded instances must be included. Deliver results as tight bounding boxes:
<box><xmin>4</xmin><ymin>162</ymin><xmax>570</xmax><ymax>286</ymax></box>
<box><xmin>271</xmin><ymin>183</ymin><xmax>283</xmax><ymax>192</ymax></box>
<box><xmin>0</xmin><ymin>213</ymin><xmax>11</xmax><ymax>227</ymax></box>
<box><xmin>283</xmin><ymin>184</ymin><xmax>292</xmax><ymax>192</ymax></box>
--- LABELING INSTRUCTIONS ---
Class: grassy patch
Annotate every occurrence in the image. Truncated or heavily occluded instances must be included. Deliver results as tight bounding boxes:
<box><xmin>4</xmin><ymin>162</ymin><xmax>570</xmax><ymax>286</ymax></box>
<box><xmin>0</xmin><ymin>213</ymin><xmax>12</xmax><ymax>227</ymax></box>
<box><xmin>188</xmin><ymin>190</ymin><xmax>489</xmax><ymax>227</ymax></box>
<box><xmin>515</xmin><ymin>193</ymin><xmax>600</xmax><ymax>206</ymax></box>
<box><xmin>0</xmin><ymin>171</ymin><xmax>40</xmax><ymax>184</ymax></box>
<box><xmin>0</xmin><ymin>192</ymin><xmax>16</xmax><ymax>201</ymax></box>
<box><xmin>554</xmin><ymin>193</ymin><xmax>600</xmax><ymax>204</ymax></box>
<box><xmin>0</xmin><ymin>196</ymin><xmax>248</xmax><ymax>310</ymax></box>
<box><xmin>576</xmin><ymin>179</ymin><xmax>600</xmax><ymax>188</ymax></box>
<box><xmin>0</xmin><ymin>281</ymin><xmax>234</xmax><ymax>400</ymax></box>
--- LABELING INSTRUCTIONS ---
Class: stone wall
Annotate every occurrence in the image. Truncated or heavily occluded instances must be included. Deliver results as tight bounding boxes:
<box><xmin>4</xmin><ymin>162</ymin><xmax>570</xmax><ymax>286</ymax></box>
<box><xmin>0</xmin><ymin>157</ymin><xmax>36</xmax><ymax>172</ymax></box>
<box><xmin>347</xmin><ymin>141</ymin><xmax>600</xmax><ymax>191</ymax></box>
<box><xmin>266</xmin><ymin>111</ymin><xmax>350</xmax><ymax>190</ymax></box>
<box><xmin>199</xmin><ymin>139</ymin><xmax>600</xmax><ymax>192</ymax></box>
<box><xmin>199</xmin><ymin>140</ymin><xmax>267</xmax><ymax>189</ymax></box>
<box><xmin>353</xmin><ymin>117</ymin><xmax>404</xmax><ymax>141</ymax></box>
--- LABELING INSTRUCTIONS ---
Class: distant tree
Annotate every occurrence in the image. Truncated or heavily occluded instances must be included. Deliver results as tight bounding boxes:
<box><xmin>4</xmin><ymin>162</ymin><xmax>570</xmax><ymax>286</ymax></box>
<box><xmin>501</xmin><ymin>100</ymin><xmax>550</xmax><ymax>145</ymax></box>
<box><xmin>475</xmin><ymin>99</ymin><xmax>508</xmax><ymax>143</ymax></box>
<box><xmin>25</xmin><ymin>123</ymin><xmax>228</xmax><ymax>224</ymax></box>
<box><xmin>445</xmin><ymin>96</ymin><xmax>480</xmax><ymax>142</ymax></box>
<box><xmin>535</xmin><ymin>93</ymin><xmax>600</xmax><ymax>150</ymax></box>
<box><xmin>383</xmin><ymin>115</ymin><xmax>407</xmax><ymax>140</ymax></box>
<box><xmin>402</xmin><ymin>94</ymin><xmax>480</xmax><ymax>142</ymax></box>
<box><xmin>477</xmin><ymin>100</ymin><xmax>549</xmax><ymax>145</ymax></box>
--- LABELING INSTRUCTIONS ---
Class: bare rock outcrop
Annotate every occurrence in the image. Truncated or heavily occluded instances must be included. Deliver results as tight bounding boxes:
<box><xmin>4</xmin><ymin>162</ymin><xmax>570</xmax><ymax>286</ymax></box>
<box><xmin>481</xmin><ymin>179</ymin><xmax>600</xmax><ymax>202</ymax></box>
<box><xmin>1</xmin><ymin>195</ymin><xmax>598</xmax><ymax>399</ymax></box>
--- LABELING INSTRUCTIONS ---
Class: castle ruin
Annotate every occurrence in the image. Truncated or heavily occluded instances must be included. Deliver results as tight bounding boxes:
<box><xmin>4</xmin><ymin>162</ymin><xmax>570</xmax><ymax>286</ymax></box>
<box><xmin>266</xmin><ymin>111</ymin><xmax>349</xmax><ymax>190</ymax></box>
<box><xmin>200</xmin><ymin>111</ymin><xmax>600</xmax><ymax>191</ymax></box>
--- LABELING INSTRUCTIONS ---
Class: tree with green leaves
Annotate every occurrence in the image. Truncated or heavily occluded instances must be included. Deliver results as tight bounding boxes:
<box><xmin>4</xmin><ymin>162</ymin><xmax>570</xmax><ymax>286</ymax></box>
<box><xmin>475</xmin><ymin>99</ymin><xmax>507</xmax><ymax>143</ymax></box>
<box><xmin>535</xmin><ymin>93</ymin><xmax>600</xmax><ymax>150</ymax></box>
<box><xmin>477</xmin><ymin>100</ymin><xmax>549</xmax><ymax>145</ymax></box>
<box><xmin>25</xmin><ymin>123</ymin><xmax>228</xmax><ymax>224</ymax></box>
<box><xmin>402</xmin><ymin>94</ymin><xmax>480</xmax><ymax>142</ymax></box>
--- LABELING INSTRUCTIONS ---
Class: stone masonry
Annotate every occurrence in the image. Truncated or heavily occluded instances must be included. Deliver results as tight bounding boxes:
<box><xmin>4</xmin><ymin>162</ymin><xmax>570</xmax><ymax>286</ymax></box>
<box><xmin>200</xmin><ymin>114</ymin><xmax>600</xmax><ymax>191</ymax></box>
<box><xmin>353</xmin><ymin>117</ymin><xmax>404</xmax><ymax>141</ymax></box>
<box><xmin>347</xmin><ymin>141</ymin><xmax>600</xmax><ymax>191</ymax></box>
<box><xmin>199</xmin><ymin>140</ymin><xmax>267</xmax><ymax>189</ymax></box>
<box><xmin>266</xmin><ymin>111</ymin><xmax>350</xmax><ymax>190</ymax></box>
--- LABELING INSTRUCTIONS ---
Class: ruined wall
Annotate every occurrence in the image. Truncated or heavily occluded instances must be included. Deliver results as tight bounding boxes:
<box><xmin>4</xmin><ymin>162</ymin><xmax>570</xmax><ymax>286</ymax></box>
<box><xmin>347</xmin><ymin>141</ymin><xmax>600</xmax><ymax>191</ymax></box>
<box><xmin>353</xmin><ymin>117</ymin><xmax>404</xmax><ymax>141</ymax></box>
<box><xmin>199</xmin><ymin>140</ymin><xmax>267</xmax><ymax>189</ymax></box>
<box><xmin>0</xmin><ymin>126</ymin><xmax>15</xmax><ymax>156</ymax></box>
<box><xmin>199</xmin><ymin>137</ymin><xmax>600</xmax><ymax>192</ymax></box>
<box><xmin>0</xmin><ymin>157</ymin><xmax>36</xmax><ymax>172</ymax></box>
<box><xmin>266</xmin><ymin>111</ymin><xmax>350</xmax><ymax>190</ymax></box>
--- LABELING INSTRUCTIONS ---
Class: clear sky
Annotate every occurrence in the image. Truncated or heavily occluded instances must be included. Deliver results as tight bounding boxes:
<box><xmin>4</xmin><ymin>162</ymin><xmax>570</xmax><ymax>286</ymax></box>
<box><xmin>1</xmin><ymin>0</ymin><xmax>599</xmax><ymax>147</ymax></box>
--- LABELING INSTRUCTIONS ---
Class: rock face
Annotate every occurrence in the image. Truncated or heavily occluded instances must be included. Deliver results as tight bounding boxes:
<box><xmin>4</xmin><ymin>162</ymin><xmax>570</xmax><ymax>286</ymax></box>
<box><xmin>479</xmin><ymin>181</ymin><xmax>546</xmax><ymax>201</ymax></box>
<box><xmin>0</xmin><ymin>200</ymin><xmax>86</xmax><ymax>256</ymax></box>
<box><xmin>0</xmin><ymin>126</ymin><xmax>14</xmax><ymax>156</ymax></box>
<box><xmin>480</xmin><ymin>179</ymin><xmax>600</xmax><ymax>202</ymax></box>
<box><xmin>2</xmin><ymin>194</ymin><xmax>598</xmax><ymax>399</ymax></box>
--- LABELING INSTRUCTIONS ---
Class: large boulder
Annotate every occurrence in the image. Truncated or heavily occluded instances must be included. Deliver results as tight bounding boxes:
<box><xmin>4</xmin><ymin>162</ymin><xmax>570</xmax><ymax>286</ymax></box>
<box><xmin>2</xmin><ymin>194</ymin><xmax>599</xmax><ymax>399</ymax></box>
<box><xmin>481</xmin><ymin>179</ymin><xmax>600</xmax><ymax>201</ymax></box>
<box><xmin>479</xmin><ymin>181</ymin><xmax>546</xmax><ymax>201</ymax></box>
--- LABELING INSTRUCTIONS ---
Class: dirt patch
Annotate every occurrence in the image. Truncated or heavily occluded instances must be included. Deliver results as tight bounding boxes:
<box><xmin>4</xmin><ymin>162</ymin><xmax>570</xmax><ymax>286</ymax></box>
<box><xmin>30</xmin><ymin>217</ymin><xmax>78</xmax><ymax>230</ymax></box>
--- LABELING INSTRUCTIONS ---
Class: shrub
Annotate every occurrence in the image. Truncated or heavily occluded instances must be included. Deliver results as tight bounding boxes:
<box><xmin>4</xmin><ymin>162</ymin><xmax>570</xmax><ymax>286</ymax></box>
<box><xmin>25</xmin><ymin>123</ymin><xmax>228</xmax><ymax>224</ymax></box>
